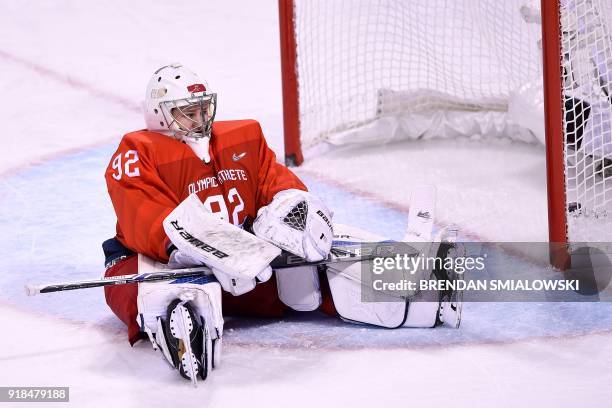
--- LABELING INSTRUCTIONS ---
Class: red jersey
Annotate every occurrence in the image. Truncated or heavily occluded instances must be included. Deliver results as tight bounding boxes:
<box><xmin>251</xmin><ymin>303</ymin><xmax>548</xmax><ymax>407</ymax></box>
<box><xmin>105</xmin><ymin>120</ymin><xmax>306</xmax><ymax>262</ymax></box>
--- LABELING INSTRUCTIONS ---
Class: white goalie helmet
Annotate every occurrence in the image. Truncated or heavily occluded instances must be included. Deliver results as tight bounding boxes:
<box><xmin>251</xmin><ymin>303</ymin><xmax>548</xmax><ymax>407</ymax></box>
<box><xmin>144</xmin><ymin>63</ymin><xmax>217</xmax><ymax>163</ymax></box>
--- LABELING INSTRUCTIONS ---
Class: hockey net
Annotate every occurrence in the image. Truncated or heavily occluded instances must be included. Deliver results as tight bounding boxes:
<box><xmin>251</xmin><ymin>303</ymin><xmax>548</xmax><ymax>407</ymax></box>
<box><xmin>558</xmin><ymin>0</ymin><xmax>612</xmax><ymax>244</ymax></box>
<box><xmin>279</xmin><ymin>0</ymin><xmax>612</xmax><ymax>248</ymax></box>
<box><xmin>283</xmin><ymin>0</ymin><xmax>543</xmax><ymax>158</ymax></box>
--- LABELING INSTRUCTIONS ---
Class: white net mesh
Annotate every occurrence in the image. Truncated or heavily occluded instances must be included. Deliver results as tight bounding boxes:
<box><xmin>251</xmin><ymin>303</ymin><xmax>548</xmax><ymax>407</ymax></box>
<box><xmin>293</xmin><ymin>0</ymin><xmax>542</xmax><ymax>154</ymax></box>
<box><xmin>292</xmin><ymin>0</ymin><xmax>612</xmax><ymax>243</ymax></box>
<box><xmin>561</xmin><ymin>0</ymin><xmax>612</xmax><ymax>242</ymax></box>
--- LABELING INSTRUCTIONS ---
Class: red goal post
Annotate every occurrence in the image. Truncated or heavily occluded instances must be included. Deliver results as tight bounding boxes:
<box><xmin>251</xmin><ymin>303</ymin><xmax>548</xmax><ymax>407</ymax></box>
<box><xmin>541</xmin><ymin>0</ymin><xmax>569</xmax><ymax>267</ymax></box>
<box><xmin>278</xmin><ymin>0</ymin><xmax>303</xmax><ymax>167</ymax></box>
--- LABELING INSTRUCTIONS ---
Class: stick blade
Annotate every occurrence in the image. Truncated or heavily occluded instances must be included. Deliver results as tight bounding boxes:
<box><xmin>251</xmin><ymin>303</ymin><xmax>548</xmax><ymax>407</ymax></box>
<box><xmin>25</xmin><ymin>284</ymin><xmax>40</xmax><ymax>296</ymax></box>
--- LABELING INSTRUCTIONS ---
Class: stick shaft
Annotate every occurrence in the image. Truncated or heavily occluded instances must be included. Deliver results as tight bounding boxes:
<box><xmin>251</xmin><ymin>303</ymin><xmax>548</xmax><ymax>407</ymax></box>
<box><xmin>26</xmin><ymin>242</ymin><xmax>402</xmax><ymax>296</ymax></box>
<box><xmin>26</xmin><ymin>267</ymin><xmax>213</xmax><ymax>296</ymax></box>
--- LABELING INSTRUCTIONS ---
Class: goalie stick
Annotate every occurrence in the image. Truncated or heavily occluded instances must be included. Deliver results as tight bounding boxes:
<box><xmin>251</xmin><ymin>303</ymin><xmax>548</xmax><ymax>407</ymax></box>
<box><xmin>24</xmin><ymin>243</ymin><xmax>407</xmax><ymax>296</ymax></box>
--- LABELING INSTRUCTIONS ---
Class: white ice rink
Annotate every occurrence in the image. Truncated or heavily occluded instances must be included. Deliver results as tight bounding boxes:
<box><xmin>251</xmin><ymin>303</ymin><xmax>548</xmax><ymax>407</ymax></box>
<box><xmin>1</xmin><ymin>1</ymin><xmax>612</xmax><ymax>407</ymax></box>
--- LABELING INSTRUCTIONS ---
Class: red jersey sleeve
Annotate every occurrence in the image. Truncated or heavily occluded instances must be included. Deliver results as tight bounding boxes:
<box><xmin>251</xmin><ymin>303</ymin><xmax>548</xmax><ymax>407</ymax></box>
<box><xmin>256</xmin><ymin>125</ymin><xmax>307</xmax><ymax>209</ymax></box>
<box><xmin>105</xmin><ymin>132</ymin><xmax>180</xmax><ymax>262</ymax></box>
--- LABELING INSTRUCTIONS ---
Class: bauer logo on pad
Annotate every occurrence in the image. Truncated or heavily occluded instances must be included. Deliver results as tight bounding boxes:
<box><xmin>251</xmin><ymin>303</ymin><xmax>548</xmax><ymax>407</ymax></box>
<box><xmin>169</xmin><ymin>220</ymin><xmax>229</xmax><ymax>259</ymax></box>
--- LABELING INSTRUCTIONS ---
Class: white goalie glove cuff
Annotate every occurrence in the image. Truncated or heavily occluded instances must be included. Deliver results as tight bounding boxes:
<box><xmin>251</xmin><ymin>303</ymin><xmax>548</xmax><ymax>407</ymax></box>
<box><xmin>167</xmin><ymin>247</ymin><xmax>202</xmax><ymax>269</ymax></box>
<box><xmin>253</xmin><ymin>189</ymin><xmax>333</xmax><ymax>262</ymax></box>
<box><xmin>213</xmin><ymin>265</ymin><xmax>273</xmax><ymax>296</ymax></box>
<box><xmin>168</xmin><ymin>249</ymin><xmax>272</xmax><ymax>296</ymax></box>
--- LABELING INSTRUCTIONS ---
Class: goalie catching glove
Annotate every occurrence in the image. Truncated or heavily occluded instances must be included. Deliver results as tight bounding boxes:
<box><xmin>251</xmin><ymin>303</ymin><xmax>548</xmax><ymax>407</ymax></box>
<box><xmin>253</xmin><ymin>189</ymin><xmax>334</xmax><ymax>262</ymax></box>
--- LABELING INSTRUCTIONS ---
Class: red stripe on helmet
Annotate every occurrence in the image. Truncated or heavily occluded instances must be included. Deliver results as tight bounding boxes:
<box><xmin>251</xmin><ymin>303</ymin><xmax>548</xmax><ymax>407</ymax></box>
<box><xmin>187</xmin><ymin>83</ymin><xmax>206</xmax><ymax>93</ymax></box>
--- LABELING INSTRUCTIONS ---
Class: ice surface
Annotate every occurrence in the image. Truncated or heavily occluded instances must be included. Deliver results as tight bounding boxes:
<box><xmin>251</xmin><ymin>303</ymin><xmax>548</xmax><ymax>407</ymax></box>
<box><xmin>1</xmin><ymin>1</ymin><xmax>611</xmax><ymax>407</ymax></box>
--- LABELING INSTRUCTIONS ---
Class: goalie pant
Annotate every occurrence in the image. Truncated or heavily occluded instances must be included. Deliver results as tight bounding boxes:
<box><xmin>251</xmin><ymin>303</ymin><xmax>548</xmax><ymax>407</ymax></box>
<box><xmin>104</xmin><ymin>254</ymin><xmax>338</xmax><ymax>345</ymax></box>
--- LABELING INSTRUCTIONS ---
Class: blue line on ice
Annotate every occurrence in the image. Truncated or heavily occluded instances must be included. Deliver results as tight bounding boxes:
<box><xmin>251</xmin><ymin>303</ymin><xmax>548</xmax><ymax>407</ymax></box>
<box><xmin>1</xmin><ymin>144</ymin><xmax>611</xmax><ymax>348</ymax></box>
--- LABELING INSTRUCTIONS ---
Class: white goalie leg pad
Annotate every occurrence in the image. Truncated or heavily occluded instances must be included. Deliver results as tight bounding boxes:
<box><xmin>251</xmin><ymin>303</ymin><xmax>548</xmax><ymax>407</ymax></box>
<box><xmin>164</xmin><ymin>194</ymin><xmax>280</xmax><ymax>279</ymax></box>
<box><xmin>275</xmin><ymin>265</ymin><xmax>322</xmax><ymax>311</ymax></box>
<box><xmin>328</xmin><ymin>224</ymin><xmax>406</xmax><ymax>327</ymax></box>
<box><xmin>326</xmin><ymin>252</ymin><xmax>442</xmax><ymax>329</ymax></box>
<box><xmin>137</xmin><ymin>277</ymin><xmax>224</xmax><ymax>367</ymax></box>
<box><xmin>137</xmin><ymin>278</ymin><xmax>224</xmax><ymax>340</ymax></box>
<box><xmin>326</xmin><ymin>262</ymin><xmax>440</xmax><ymax>328</ymax></box>
<box><xmin>402</xmin><ymin>274</ymin><xmax>440</xmax><ymax>328</ymax></box>
<box><xmin>328</xmin><ymin>224</ymin><xmax>444</xmax><ymax>328</ymax></box>
<box><xmin>326</xmin><ymin>261</ymin><xmax>408</xmax><ymax>328</ymax></box>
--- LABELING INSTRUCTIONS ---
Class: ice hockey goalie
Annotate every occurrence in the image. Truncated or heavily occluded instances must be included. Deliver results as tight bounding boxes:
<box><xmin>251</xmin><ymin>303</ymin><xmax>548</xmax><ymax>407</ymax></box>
<box><xmin>102</xmin><ymin>63</ymin><xmax>461</xmax><ymax>385</ymax></box>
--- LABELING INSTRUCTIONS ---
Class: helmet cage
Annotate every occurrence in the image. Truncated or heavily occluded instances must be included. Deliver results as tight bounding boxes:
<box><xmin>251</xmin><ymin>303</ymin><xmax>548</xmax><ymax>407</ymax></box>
<box><xmin>160</xmin><ymin>93</ymin><xmax>217</xmax><ymax>140</ymax></box>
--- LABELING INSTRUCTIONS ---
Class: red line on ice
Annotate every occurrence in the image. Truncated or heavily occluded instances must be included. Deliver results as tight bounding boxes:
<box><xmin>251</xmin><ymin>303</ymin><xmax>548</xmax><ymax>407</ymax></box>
<box><xmin>0</xmin><ymin>49</ymin><xmax>139</xmax><ymax>178</ymax></box>
<box><xmin>0</xmin><ymin>49</ymin><xmax>139</xmax><ymax>113</ymax></box>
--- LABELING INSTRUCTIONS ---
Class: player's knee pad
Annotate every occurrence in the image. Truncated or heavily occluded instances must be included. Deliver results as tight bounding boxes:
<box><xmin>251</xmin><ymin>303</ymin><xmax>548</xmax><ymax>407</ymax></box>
<box><xmin>275</xmin><ymin>265</ymin><xmax>322</xmax><ymax>311</ymax></box>
<box><xmin>326</xmin><ymin>261</ymin><xmax>440</xmax><ymax>328</ymax></box>
<box><xmin>402</xmin><ymin>286</ymin><xmax>440</xmax><ymax>328</ymax></box>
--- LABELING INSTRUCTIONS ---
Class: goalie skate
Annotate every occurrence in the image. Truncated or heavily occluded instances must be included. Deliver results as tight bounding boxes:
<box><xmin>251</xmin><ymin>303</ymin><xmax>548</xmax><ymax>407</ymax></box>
<box><xmin>437</xmin><ymin>272</ymin><xmax>463</xmax><ymax>329</ymax></box>
<box><xmin>433</xmin><ymin>227</ymin><xmax>464</xmax><ymax>329</ymax></box>
<box><xmin>163</xmin><ymin>297</ymin><xmax>213</xmax><ymax>386</ymax></box>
